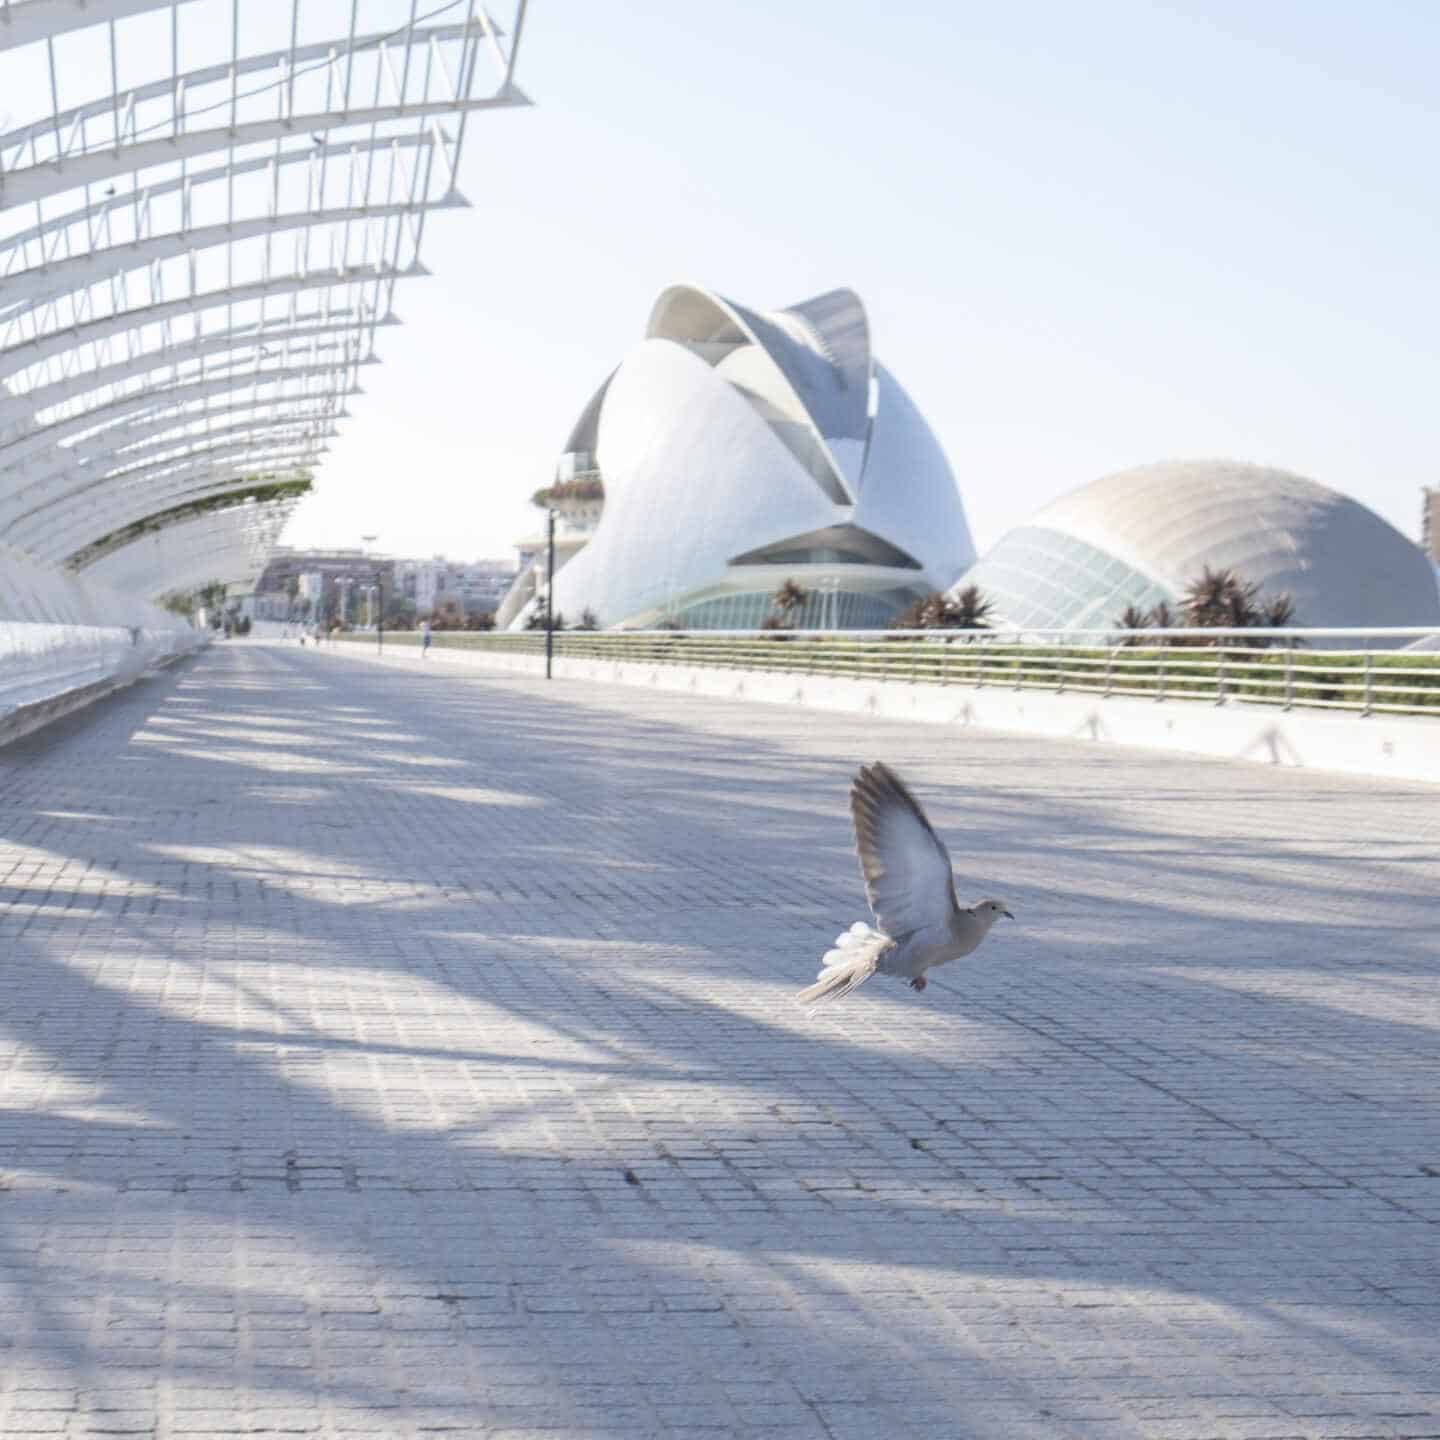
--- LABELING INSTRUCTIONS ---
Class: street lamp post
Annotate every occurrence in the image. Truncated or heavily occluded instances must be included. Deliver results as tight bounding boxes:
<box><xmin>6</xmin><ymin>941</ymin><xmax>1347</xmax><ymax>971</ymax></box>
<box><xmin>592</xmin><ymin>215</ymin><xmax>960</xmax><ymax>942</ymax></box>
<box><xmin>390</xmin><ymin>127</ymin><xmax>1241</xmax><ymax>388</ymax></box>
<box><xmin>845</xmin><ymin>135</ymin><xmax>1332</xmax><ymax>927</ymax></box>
<box><xmin>362</xmin><ymin>535</ymin><xmax>382</xmax><ymax>654</ymax></box>
<box><xmin>545</xmin><ymin>507</ymin><xmax>556</xmax><ymax>680</ymax></box>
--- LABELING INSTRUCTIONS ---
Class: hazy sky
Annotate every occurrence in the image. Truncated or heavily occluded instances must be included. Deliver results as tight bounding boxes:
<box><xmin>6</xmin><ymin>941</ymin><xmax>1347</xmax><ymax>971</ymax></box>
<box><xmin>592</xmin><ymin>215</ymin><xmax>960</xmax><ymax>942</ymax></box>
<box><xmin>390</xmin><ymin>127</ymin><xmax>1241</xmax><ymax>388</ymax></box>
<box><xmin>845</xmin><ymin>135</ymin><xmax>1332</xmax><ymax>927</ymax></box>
<box><xmin>282</xmin><ymin>0</ymin><xmax>1440</xmax><ymax>562</ymax></box>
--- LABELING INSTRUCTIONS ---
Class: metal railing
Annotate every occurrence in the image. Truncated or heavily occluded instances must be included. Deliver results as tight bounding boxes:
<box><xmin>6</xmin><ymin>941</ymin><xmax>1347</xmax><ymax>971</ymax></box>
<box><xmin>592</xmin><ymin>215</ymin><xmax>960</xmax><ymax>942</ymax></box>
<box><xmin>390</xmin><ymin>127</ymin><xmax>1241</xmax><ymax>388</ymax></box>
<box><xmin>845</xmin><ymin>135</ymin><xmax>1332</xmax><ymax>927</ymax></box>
<box><xmin>334</xmin><ymin>626</ymin><xmax>1440</xmax><ymax>719</ymax></box>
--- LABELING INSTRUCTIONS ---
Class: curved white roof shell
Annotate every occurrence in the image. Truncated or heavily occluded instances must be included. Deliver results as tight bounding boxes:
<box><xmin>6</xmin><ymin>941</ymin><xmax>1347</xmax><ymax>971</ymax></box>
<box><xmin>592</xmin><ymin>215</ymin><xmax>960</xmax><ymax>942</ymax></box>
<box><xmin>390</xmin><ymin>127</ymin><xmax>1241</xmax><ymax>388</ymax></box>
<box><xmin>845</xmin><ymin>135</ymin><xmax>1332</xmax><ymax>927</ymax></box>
<box><xmin>0</xmin><ymin>0</ymin><xmax>529</xmax><ymax>609</ymax></box>
<box><xmin>959</xmin><ymin>459</ymin><xmax>1440</xmax><ymax>632</ymax></box>
<box><xmin>540</xmin><ymin>283</ymin><xmax>974</xmax><ymax>629</ymax></box>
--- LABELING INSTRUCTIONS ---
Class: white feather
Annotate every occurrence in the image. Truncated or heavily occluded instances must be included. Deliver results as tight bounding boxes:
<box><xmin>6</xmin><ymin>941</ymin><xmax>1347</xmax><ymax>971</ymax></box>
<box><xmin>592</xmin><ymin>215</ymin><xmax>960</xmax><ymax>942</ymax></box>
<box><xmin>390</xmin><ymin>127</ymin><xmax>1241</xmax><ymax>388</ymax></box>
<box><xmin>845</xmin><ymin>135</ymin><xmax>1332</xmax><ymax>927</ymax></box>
<box><xmin>795</xmin><ymin>925</ymin><xmax>893</xmax><ymax>1009</ymax></box>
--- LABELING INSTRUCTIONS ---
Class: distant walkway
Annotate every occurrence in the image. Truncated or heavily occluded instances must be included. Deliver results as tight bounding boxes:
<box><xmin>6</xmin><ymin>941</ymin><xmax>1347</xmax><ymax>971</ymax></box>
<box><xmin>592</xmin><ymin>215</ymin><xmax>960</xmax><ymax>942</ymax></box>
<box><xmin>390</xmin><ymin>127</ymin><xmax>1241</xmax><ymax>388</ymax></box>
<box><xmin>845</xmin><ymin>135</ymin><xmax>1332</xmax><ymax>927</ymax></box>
<box><xmin>2</xmin><ymin>641</ymin><xmax>1437</xmax><ymax>1440</ymax></box>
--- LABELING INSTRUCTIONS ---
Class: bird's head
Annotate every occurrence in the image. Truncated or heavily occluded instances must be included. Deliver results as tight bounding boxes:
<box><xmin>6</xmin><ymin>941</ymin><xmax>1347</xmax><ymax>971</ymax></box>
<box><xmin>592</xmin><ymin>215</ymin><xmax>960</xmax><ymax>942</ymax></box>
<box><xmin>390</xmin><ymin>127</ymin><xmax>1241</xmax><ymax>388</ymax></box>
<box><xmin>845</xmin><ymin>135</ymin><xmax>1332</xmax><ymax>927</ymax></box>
<box><xmin>974</xmin><ymin>898</ymin><xmax>1015</xmax><ymax>925</ymax></box>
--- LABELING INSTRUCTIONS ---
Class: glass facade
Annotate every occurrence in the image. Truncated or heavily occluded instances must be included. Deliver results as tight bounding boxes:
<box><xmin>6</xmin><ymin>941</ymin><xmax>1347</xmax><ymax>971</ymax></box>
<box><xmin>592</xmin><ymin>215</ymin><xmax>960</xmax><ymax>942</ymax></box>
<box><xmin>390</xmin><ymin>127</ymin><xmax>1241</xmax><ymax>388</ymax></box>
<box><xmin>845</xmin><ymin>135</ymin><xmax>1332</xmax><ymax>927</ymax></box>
<box><xmin>669</xmin><ymin>587</ymin><xmax>918</xmax><ymax>630</ymax></box>
<box><xmin>963</xmin><ymin>525</ymin><xmax>1171</xmax><ymax>631</ymax></box>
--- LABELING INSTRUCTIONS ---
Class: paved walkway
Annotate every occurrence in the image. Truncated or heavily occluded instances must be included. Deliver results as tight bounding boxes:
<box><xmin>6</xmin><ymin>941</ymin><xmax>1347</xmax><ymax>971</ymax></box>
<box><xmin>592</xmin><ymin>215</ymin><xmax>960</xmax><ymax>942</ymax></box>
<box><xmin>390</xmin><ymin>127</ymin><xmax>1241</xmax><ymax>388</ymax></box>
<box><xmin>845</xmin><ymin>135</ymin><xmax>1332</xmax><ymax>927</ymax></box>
<box><xmin>1</xmin><ymin>641</ymin><xmax>1438</xmax><ymax>1440</ymax></box>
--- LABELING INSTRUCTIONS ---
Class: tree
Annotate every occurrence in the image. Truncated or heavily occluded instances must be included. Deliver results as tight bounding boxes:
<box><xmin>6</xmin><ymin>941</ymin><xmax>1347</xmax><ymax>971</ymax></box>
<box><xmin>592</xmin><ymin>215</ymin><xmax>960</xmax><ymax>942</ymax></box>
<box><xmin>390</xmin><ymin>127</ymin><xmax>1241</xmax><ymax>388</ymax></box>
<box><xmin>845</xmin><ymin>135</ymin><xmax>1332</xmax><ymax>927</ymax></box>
<box><xmin>1147</xmin><ymin>600</ymin><xmax>1176</xmax><ymax>630</ymax></box>
<box><xmin>463</xmin><ymin>610</ymin><xmax>496</xmax><ymax>632</ymax></box>
<box><xmin>428</xmin><ymin>599</ymin><xmax>465</xmax><ymax>631</ymax></box>
<box><xmin>195</xmin><ymin>580</ymin><xmax>227</xmax><ymax>629</ymax></box>
<box><xmin>525</xmin><ymin>599</ymin><xmax>564</xmax><ymax>631</ymax></box>
<box><xmin>950</xmin><ymin>584</ymin><xmax>994</xmax><ymax>630</ymax></box>
<box><xmin>531</xmin><ymin>476</ymin><xmax>605</xmax><ymax>509</ymax></box>
<box><xmin>1180</xmin><ymin>566</ymin><xmax>1297</xmax><ymax>644</ymax></box>
<box><xmin>1115</xmin><ymin>603</ymin><xmax>1151</xmax><ymax>632</ymax></box>
<box><xmin>1183</xmin><ymin>566</ymin><xmax>1259</xmax><ymax>628</ymax></box>
<box><xmin>894</xmin><ymin>586</ymin><xmax>994</xmax><ymax>631</ymax></box>
<box><xmin>769</xmin><ymin>578</ymin><xmax>809</xmax><ymax>628</ymax></box>
<box><xmin>1259</xmin><ymin>593</ymin><xmax>1296</xmax><ymax>628</ymax></box>
<box><xmin>575</xmin><ymin>608</ymin><xmax>601</xmax><ymax>631</ymax></box>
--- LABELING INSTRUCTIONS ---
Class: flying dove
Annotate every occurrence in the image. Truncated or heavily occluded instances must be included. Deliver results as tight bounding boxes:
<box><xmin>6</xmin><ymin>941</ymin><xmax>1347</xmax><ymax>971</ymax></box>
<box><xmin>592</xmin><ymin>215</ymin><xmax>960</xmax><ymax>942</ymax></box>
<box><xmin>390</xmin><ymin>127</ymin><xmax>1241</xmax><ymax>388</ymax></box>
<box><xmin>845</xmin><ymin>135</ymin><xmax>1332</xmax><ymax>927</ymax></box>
<box><xmin>796</xmin><ymin>762</ymin><xmax>1013</xmax><ymax>1008</ymax></box>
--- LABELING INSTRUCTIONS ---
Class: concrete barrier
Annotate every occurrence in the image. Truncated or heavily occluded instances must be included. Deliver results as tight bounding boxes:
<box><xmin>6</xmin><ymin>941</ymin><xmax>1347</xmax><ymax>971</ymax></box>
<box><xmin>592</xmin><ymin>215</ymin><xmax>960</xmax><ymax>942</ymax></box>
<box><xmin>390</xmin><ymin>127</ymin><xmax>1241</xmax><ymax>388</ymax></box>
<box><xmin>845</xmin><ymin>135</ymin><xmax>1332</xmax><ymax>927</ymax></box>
<box><xmin>331</xmin><ymin>638</ymin><xmax>1440</xmax><ymax>786</ymax></box>
<box><xmin>0</xmin><ymin>622</ymin><xmax>205</xmax><ymax>745</ymax></box>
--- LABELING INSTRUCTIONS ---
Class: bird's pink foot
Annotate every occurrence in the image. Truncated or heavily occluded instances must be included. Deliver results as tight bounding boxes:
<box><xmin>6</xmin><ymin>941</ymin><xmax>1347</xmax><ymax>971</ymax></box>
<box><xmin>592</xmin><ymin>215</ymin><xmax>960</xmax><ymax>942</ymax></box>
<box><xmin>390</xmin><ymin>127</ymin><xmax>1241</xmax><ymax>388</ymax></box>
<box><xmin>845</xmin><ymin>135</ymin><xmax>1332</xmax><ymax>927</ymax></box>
<box><xmin>909</xmin><ymin>975</ymin><xmax>927</xmax><ymax>992</ymax></box>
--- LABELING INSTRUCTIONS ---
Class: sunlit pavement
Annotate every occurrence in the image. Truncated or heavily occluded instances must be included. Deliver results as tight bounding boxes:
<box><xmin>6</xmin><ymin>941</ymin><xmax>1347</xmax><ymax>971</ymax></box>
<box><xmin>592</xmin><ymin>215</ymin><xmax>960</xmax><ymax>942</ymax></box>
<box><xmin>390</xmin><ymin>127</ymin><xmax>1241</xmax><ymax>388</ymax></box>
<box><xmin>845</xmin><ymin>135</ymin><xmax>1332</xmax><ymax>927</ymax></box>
<box><xmin>1</xmin><ymin>640</ymin><xmax>1437</xmax><ymax>1440</ymax></box>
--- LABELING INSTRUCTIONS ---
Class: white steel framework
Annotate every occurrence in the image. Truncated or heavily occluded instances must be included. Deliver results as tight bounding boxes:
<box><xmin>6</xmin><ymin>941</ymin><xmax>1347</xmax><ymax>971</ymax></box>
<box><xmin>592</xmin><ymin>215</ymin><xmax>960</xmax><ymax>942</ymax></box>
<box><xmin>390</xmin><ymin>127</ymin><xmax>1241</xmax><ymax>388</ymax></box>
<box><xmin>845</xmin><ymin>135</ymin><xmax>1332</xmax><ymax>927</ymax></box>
<box><xmin>0</xmin><ymin>0</ymin><xmax>529</xmax><ymax>601</ymax></box>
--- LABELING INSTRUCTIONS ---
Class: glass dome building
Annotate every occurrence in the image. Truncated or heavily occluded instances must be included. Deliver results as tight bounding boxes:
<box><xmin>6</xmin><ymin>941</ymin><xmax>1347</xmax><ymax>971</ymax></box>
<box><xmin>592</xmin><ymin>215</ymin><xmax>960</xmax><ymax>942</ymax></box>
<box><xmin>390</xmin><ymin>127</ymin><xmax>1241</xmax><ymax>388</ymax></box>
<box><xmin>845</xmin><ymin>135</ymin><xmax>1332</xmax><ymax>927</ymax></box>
<box><xmin>956</xmin><ymin>460</ymin><xmax>1440</xmax><ymax>634</ymax></box>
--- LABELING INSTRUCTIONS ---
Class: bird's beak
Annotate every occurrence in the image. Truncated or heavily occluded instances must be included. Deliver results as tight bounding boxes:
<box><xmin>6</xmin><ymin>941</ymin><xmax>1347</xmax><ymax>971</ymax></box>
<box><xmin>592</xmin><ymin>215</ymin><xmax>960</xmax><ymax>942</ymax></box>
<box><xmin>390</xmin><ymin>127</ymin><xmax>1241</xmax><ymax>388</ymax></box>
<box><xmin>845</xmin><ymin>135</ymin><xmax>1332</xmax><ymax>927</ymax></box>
<box><xmin>1002</xmin><ymin>909</ymin><xmax>1015</xmax><ymax>920</ymax></box>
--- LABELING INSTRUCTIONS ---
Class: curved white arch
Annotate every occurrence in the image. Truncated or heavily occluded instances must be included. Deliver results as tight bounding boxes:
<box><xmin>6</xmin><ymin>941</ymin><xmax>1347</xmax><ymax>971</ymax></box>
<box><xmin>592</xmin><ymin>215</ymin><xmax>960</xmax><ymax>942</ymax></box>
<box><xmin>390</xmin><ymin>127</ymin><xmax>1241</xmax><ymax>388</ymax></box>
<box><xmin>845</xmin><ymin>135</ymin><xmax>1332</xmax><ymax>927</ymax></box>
<box><xmin>1</xmin><ymin>313</ymin><xmax>391</xmax><ymax>429</ymax></box>
<box><xmin>6</xmin><ymin>421</ymin><xmax>333</xmax><ymax>525</ymax></box>
<box><xmin>0</xmin><ymin>93</ymin><xmax>526</xmax><ymax>212</ymax></box>
<box><xmin>29</xmin><ymin>451</ymin><xmax>321</xmax><ymax>564</ymax></box>
<box><xmin>0</xmin><ymin>0</ymin><xmax>530</xmax><ymax>608</ymax></box>
<box><xmin>1</xmin><ymin>22</ymin><xmax>485</xmax><ymax>150</ymax></box>
<box><xmin>6</xmin><ymin>393</ymin><xmax>346</xmax><ymax>501</ymax></box>
<box><xmin>10</xmin><ymin>434</ymin><xmax>328</xmax><ymax>545</ymax></box>
<box><xmin>0</xmin><ymin>135</ymin><xmax>438</xmax><ymax>292</ymax></box>
<box><xmin>5</xmin><ymin>197</ymin><xmax>462</xmax><ymax>311</ymax></box>
<box><xmin>0</xmin><ymin>0</ymin><xmax>171</xmax><ymax>52</ymax></box>
<box><xmin>0</xmin><ymin>359</ymin><xmax>363</xmax><ymax>476</ymax></box>
<box><xmin>81</xmin><ymin>498</ymin><xmax>302</xmax><ymax>594</ymax></box>
<box><xmin>647</xmin><ymin>283</ymin><xmax>872</xmax><ymax>505</ymax></box>
<box><xmin>0</xmin><ymin>264</ymin><xmax>415</xmax><ymax>382</ymax></box>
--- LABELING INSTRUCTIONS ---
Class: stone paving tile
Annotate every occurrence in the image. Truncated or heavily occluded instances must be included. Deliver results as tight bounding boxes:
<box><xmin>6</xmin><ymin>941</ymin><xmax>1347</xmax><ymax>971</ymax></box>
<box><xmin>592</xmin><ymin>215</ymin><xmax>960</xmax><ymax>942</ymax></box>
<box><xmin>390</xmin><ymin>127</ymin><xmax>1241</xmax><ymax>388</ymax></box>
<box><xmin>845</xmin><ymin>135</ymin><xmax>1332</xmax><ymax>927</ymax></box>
<box><xmin>0</xmin><ymin>640</ymin><xmax>1437</xmax><ymax>1440</ymax></box>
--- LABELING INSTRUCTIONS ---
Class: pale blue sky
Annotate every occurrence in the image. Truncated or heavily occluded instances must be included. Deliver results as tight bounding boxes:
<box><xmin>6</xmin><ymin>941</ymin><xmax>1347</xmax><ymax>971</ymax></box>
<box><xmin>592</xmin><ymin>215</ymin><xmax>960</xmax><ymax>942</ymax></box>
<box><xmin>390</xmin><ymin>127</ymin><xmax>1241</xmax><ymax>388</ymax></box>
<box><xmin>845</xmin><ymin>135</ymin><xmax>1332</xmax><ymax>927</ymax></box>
<box><xmin>270</xmin><ymin>1</ymin><xmax>1440</xmax><ymax>559</ymax></box>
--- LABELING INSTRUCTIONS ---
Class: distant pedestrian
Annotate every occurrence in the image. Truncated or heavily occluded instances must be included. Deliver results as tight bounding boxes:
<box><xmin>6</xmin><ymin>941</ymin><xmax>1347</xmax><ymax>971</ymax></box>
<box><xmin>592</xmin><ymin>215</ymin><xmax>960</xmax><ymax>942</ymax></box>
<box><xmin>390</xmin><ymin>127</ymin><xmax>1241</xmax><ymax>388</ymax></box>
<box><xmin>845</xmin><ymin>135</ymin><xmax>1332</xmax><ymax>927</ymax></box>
<box><xmin>421</xmin><ymin>619</ymin><xmax>432</xmax><ymax>657</ymax></box>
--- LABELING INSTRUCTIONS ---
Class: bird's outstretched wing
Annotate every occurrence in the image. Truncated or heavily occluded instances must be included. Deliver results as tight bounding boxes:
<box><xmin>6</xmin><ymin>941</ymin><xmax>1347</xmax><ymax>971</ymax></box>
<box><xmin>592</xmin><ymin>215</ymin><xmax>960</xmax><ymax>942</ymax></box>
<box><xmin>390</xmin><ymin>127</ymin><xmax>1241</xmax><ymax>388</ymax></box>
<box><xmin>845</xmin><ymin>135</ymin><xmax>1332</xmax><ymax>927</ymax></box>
<box><xmin>850</xmin><ymin>762</ymin><xmax>959</xmax><ymax>938</ymax></box>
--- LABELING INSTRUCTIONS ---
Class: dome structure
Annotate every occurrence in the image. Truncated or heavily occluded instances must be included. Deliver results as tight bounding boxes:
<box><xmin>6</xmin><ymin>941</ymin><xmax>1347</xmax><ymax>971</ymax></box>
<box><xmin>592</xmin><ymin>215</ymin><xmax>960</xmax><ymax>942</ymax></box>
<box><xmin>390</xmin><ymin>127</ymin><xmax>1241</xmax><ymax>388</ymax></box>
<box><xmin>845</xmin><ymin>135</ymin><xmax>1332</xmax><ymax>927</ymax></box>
<box><xmin>956</xmin><ymin>460</ymin><xmax>1440</xmax><ymax>635</ymax></box>
<box><xmin>526</xmin><ymin>284</ymin><xmax>974</xmax><ymax>630</ymax></box>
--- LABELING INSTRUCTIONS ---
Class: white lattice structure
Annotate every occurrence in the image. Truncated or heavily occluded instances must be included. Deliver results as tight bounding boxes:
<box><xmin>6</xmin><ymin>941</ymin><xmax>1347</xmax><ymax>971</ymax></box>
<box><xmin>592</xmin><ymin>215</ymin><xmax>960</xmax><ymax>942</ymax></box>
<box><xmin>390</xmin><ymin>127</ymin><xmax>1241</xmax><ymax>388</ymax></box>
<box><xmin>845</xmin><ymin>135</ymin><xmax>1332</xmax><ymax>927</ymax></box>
<box><xmin>0</xmin><ymin>0</ymin><xmax>529</xmax><ymax>604</ymax></box>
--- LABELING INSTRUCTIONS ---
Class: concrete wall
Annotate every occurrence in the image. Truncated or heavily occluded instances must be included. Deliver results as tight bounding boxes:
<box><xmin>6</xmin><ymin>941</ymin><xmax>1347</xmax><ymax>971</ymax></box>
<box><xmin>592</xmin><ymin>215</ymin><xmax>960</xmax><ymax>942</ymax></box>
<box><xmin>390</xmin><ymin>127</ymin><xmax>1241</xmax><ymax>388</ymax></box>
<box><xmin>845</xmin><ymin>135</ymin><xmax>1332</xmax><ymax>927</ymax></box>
<box><xmin>0</xmin><ymin>621</ymin><xmax>206</xmax><ymax>744</ymax></box>
<box><xmin>334</xmin><ymin>639</ymin><xmax>1440</xmax><ymax>786</ymax></box>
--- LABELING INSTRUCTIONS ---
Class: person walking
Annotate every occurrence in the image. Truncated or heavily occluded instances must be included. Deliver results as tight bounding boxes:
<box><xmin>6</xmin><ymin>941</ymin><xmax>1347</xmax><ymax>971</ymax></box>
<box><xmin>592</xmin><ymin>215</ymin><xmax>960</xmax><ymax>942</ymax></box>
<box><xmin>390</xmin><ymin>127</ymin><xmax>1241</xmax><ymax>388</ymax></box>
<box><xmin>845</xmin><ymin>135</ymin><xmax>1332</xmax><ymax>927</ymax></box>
<box><xmin>421</xmin><ymin>618</ymin><xmax>432</xmax><ymax>657</ymax></box>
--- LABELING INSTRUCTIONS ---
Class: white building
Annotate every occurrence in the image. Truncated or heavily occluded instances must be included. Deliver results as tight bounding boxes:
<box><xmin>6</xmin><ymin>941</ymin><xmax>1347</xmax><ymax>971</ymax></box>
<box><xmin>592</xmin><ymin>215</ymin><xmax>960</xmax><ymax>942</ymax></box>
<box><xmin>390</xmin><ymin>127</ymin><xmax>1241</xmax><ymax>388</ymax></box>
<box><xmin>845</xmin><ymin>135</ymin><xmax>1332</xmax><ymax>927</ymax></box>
<box><xmin>399</xmin><ymin>557</ymin><xmax>515</xmax><ymax>617</ymax></box>
<box><xmin>510</xmin><ymin>284</ymin><xmax>975</xmax><ymax>630</ymax></box>
<box><xmin>956</xmin><ymin>459</ymin><xmax>1440</xmax><ymax>637</ymax></box>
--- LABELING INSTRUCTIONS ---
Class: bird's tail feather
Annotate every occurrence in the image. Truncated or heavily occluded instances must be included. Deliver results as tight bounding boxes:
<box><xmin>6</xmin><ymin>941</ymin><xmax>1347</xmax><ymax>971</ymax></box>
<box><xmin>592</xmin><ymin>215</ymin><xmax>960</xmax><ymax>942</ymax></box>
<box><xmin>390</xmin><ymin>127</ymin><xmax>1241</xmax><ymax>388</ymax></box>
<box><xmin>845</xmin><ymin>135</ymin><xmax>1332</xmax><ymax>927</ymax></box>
<box><xmin>795</xmin><ymin>922</ymin><xmax>890</xmax><ymax>1010</ymax></box>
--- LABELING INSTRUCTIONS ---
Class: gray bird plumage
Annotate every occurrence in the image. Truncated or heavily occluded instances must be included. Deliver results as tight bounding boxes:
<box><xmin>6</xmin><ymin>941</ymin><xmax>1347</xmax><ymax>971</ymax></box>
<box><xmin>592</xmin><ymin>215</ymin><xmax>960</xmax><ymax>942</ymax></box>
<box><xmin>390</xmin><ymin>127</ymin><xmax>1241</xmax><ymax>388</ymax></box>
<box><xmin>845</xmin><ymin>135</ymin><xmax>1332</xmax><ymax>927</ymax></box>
<box><xmin>795</xmin><ymin>762</ymin><xmax>1012</xmax><ymax>1009</ymax></box>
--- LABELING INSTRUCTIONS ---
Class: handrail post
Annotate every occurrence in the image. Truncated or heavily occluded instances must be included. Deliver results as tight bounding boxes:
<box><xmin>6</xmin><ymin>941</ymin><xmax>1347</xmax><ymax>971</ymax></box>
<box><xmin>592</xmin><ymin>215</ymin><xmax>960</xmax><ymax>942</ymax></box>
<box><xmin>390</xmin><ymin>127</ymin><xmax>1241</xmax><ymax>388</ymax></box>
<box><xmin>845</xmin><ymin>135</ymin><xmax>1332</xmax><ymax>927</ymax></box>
<box><xmin>1216</xmin><ymin>643</ymin><xmax>1227</xmax><ymax>705</ymax></box>
<box><xmin>1156</xmin><ymin>644</ymin><xmax>1166</xmax><ymax>703</ymax></box>
<box><xmin>1284</xmin><ymin>646</ymin><xmax>1294</xmax><ymax>710</ymax></box>
<box><xmin>1104</xmin><ymin>645</ymin><xmax>1114</xmax><ymax>698</ymax></box>
<box><xmin>1362</xmin><ymin>649</ymin><xmax>1374</xmax><ymax>717</ymax></box>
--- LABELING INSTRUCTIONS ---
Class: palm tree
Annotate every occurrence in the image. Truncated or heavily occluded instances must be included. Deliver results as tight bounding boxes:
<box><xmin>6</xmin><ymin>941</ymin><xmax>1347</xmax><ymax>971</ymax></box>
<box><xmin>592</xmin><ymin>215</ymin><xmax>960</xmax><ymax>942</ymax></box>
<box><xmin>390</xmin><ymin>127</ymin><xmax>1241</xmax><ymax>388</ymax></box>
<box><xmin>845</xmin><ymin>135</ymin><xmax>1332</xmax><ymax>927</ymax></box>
<box><xmin>1182</xmin><ymin>566</ymin><xmax>1236</xmax><ymax>627</ymax></box>
<box><xmin>950</xmin><ymin>584</ymin><xmax>994</xmax><ymax>630</ymax></box>
<box><xmin>1147</xmin><ymin>600</ymin><xmax>1176</xmax><ymax>630</ymax></box>
<box><xmin>1115</xmin><ymin>604</ymin><xmax>1150</xmax><ymax>644</ymax></box>
<box><xmin>525</xmin><ymin>599</ymin><xmax>564</xmax><ymax>631</ymax></box>
<box><xmin>1259</xmin><ymin>593</ymin><xmax>1296</xmax><ymax>628</ymax></box>
<box><xmin>895</xmin><ymin>586</ymin><xmax>995</xmax><ymax>631</ymax></box>
<box><xmin>1182</xmin><ymin>566</ymin><xmax>1262</xmax><ymax>633</ymax></box>
<box><xmin>770</xmin><ymin>578</ymin><xmax>809</xmax><ymax>629</ymax></box>
<box><xmin>575</xmin><ymin>608</ymin><xmax>601</xmax><ymax>631</ymax></box>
